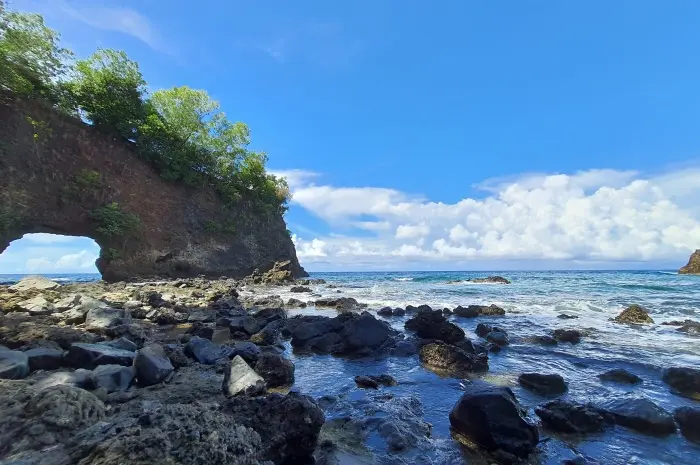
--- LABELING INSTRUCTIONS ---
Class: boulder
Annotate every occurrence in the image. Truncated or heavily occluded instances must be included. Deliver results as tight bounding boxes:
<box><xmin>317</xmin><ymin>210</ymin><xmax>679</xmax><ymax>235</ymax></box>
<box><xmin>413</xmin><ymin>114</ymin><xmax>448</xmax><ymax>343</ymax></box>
<box><xmin>405</xmin><ymin>310</ymin><xmax>465</xmax><ymax>344</ymax></box>
<box><xmin>419</xmin><ymin>341</ymin><xmax>488</xmax><ymax>376</ymax></box>
<box><xmin>184</xmin><ymin>336</ymin><xmax>230</xmax><ymax>365</ymax></box>
<box><xmin>613</xmin><ymin>305</ymin><xmax>654</xmax><ymax>324</ymax></box>
<box><xmin>553</xmin><ymin>329</ymin><xmax>581</xmax><ymax>344</ymax></box>
<box><xmin>518</xmin><ymin>373</ymin><xmax>568</xmax><ymax>396</ymax></box>
<box><xmin>222</xmin><ymin>355</ymin><xmax>266</xmax><ymax>396</ymax></box>
<box><xmin>287</xmin><ymin>298</ymin><xmax>307</xmax><ymax>308</ymax></box>
<box><xmin>10</xmin><ymin>276</ymin><xmax>59</xmax><ymax>291</ymax></box>
<box><xmin>468</xmin><ymin>276</ymin><xmax>511</xmax><ymax>284</ymax></box>
<box><xmin>64</xmin><ymin>343</ymin><xmax>135</xmax><ymax>369</ymax></box>
<box><xmin>24</xmin><ymin>347</ymin><xmax>64</xmax><ymax>371</ymax></box>
<box><xmin>103</xmin><ymin>337</ymin><xmax>138</xmax><ymax>352</ymax></box>
<box><xmin>679</xmin><ymin>249</ymin><xmax>700</xmax><ymax>274</ymax></box>
<box><xmin>254</xmin><ymin>352</ymin><xmax>295</xmax><ymax>387</ymax></box>
<box><xmin>34</xmin><ymin>369</ymin><xmax>93</xmax><ymax>390</ymax></box>
<box><xmin>85</xmin><ymin>307</ymin><xmax>132</xmax><ymax>330</ymax></box>
<box><xmin>475</xmin><ymin>323</ymin><xmax>493</xmax><ymax>337</ymax></box>
<box><xmin>377</xmin><ymin>306</ymin><xmax>394</xmax><ymax>317</ymax></box>
<box><xmin>486</xmin><ymin>330</ymin><xmax>509</xmax><ymax>347</ymax></box>
<box><xmin>90</xmin><ymin>364</ymin><xmax>136</xmax><ymax>393</ymax></box>
<box><xmin>314</xmin><ymin>297</ymin><xmax>362</xmax><ymax>311</ymax></box>
<box><xmin>535</xmin><ymin>400</ymin><xmax>606</xmax><ymax>434</ymax></box>
<box><xmin>162</xmin><ymin>343</ymin><xmax>191</xmax><ymax>369</ymax></box>
<box><xmin>662</xmin><ymin>366</ymin><xmax>700</xmax><ymax>399</ymax></box>
<box><xmin>17</xmin><ymin>296</ymin><xmax>55</xmax><ymax>315</ymax></box>
<box><xmin>531</xmin><ymin>335</ymin><xmax>558</xmax><ymax>346</ymax></box>
<box><xmin>223</xmin><ymin>392</ymin><xmax>325</xmax><ymax>463</ymax></box>
<box><xmin>454</xmin><ymin>304</ymin><xmax>506</xmax><ymax>318</ymax></box>
<box><xmin>598</xmin><ymin>368</ymin><xmax>642</xmax><ymax>384</ymax></box>
<box><xmin>290</xmin><ymin>286</ymin><xmax>312</xmax><ymax>293</ymax></box>
<box><xmin>57</xmin><ymin>295</ymin><xmax>108</xmax><ymax>324</ymax></box>
<box><xmin>133</xmin><ymin>344</ymin><xmax>174</xmax><ymax>386</ymax></box>
<box><xmin>187</xmin><ymin>310</ymin><xmax>215</xmax><ymax>323</ymax></box>
<box><xmin>335</xmin><ymin>311</ymin><xmax>394</xmax><ymax>355</ymax></box>
<box><xmin>449</xmin><ymin>383</ymin><xmax>538</xmax><ymax>458</ymax></box>
<box><xmin>392</xmin><ymin>308</ymin><xmax>406</xmax><ymax>316</ymax></box>
<box><xmin>146</xmin><ymin>308</ymin><xmax>187</xmax><ymax>325</ymax></box>
<box><xmin>391</xmin><ymin>340</ymin><xmax>419</xmax><ymax>357</ymax></box>
<box><xmin>354</xmin><ymin>374</ymin><xmax>397</xmax><ymax>389</ymax></box>
<box><xmin>598</xmin><ymin>395</ymin><xmax>676</xmax><ymax>436</ymax></box>
<box><xmin>229</xmin><ymin>315</ymin><xmax>263</xmax><ymax>337</ymax></box>
<box><xmin>230</xmin><ymin>341</ymin><xmax>262</xmax><ymax>365</ymax></box>
<box><xmin>0</xmin><ymin>349</ymin><xmax>30</xmax><ymax>379</ymax></box>
<box><xmin>674</xmin><ymin>406</ymin><xmax>700</xmax><ymax>443</ymax></box>
<box><xmin>186</xmin><ymin>321</ymin><xmax>214</xmax><ymax>340</ymax></box>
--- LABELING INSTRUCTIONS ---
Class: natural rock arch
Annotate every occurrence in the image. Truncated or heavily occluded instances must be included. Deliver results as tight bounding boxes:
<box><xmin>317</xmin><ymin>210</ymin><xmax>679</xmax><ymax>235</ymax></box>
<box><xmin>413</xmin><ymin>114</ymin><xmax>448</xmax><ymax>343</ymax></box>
<box><xmin>0</xmin><ymin>96</ymin><xmax>306</xmax><ymax>282</ymax></box>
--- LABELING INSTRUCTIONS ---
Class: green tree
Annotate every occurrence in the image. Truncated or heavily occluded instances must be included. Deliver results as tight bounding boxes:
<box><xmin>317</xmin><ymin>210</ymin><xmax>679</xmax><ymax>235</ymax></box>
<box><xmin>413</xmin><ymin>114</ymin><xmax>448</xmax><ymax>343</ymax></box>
<box><xmin>69</xmin><ymin>49</ymin><xmax>146</xmax><ymax>138</ymax></box>
<box><xmin>0</xmin><ymin>6</ymin><xmax>72</xmax><ymax>99</ymax></box>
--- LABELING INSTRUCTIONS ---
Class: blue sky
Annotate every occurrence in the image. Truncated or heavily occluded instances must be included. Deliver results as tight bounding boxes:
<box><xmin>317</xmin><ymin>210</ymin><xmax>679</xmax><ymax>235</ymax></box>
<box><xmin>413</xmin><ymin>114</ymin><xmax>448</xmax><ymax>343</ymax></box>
<box><xmin>3</xmin><ymin>0</ymin><xmax>700</xmax><ymax>273</ymax></box>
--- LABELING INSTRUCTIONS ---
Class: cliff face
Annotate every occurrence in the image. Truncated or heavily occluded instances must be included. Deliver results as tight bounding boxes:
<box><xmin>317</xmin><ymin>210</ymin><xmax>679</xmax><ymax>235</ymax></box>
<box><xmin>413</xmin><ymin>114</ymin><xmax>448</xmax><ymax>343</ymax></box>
<box><xmin>679</xmin><ymin>250</ymin><xmax>700</xmax><ymax>275</ymax></box>
<box><xmin>0</xmin><ymin>96</ymin><xmax>307</xmax><ymax>282</ymax></box>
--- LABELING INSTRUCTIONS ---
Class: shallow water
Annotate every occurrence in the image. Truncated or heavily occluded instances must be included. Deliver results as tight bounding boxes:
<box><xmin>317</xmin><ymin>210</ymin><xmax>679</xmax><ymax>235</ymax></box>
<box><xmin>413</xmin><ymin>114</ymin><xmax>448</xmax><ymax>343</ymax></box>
<box><xmin>268</xmin><ymin>271</ymin><xmax>700</xmax><ymax>464</ymax></box>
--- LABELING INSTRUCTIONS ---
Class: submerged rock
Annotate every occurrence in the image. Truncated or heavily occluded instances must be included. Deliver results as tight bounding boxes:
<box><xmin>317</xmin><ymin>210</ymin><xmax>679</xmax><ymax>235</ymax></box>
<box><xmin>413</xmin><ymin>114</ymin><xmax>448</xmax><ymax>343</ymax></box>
<box><xmin>518</xmin><ymin>373</ymin><xmax>568</xmax><ymax>396</ymax></box>
<box><xmin>286</xmin><ymin>298</ymin><xmax>307</xmax><ymax>308</ymax></box>
<box><xmin>662</xmin><ymin>366</ymin><xmax>700</xmax><ymax>399</ymax></box>
<box><xmin>674</xmin><ymin>406</ymin><xmax>700</xmax><ymax>443</ymax></box>
<box><xmin>453</xmin><ymin>304</ymin><xmax>506</xmax><ymax>318</ymax></box>
<box><xmin>598</xmin><ymin>368</ymin><xmax>642</xmax><ymax>384</ymax></box>
<box><xmin>535</xmin><ymin>400</ymin><xmax>606</xmax><ymax>434</ymax></box>
<box><xmin>405</xmin><ymin>310</ymin><xmax>465</xmax><ymax>344</ymax></box>
<box><xmin>290</xmin><ymin>286</ymin><xmax>312</xmax><ymax>293</ymax></box>
<box><xmin>449</xmin><ymin>383</ymin><xmax>538</xmax><ymax>458</ymax></box>
<box><xmin>377</xmin><ymin>306</ymin><xmax>393</xmax><ymax>317</ymax></box>
<box><xmin>613</xmin><ymin>305</ymin><xmax>654</xmax><ymax>325</ymax></box>
<box><xmin>354</xmin><ymin>374</ymin><xmax>397</xmax><ymax>389</ymax></box>
<box><xmin>553</xmin><ymin>329</ymin><xmax>582</xmax><ymax>344</ymax></box>
<box><xmin>420</xmin><ymin>341</ymin><xmax>488</xmax><ymax>376</ymax></box>
<box><xmin>222</xmin><ymin>355</ymin><xmax>267</xmax><ymax>397</ymax></box>
<box><xmin>469</xmin><ymin>276</ymin><xmax>511</xmax><ymax>284</ymax></box>
<box><xmin>597</xmin><ymin>395</ymin><xmax>676</xmax><ymax>436</ymax></box>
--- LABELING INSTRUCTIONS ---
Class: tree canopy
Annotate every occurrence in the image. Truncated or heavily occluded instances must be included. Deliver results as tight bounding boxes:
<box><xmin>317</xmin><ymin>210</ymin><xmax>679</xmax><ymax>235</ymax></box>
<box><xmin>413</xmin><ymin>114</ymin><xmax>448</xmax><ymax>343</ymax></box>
<box><xmin>0</xmin><ymin>5</ymin><xmax>289</xmax><ymax>215</ymax></box>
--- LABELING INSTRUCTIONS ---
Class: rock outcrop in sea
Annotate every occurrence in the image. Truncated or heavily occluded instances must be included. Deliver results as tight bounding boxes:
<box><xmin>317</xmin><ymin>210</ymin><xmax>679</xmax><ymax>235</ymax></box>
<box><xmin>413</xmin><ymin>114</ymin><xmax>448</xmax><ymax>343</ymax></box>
<box><xmin>0</xmin><ymin>97</ymin><xmax>307</xmax><ymax>282</ymax></box>
<box><xmin>679</xmin><ymin>249</ymin><xmax>700</xmax><ymax>274</ymax></box>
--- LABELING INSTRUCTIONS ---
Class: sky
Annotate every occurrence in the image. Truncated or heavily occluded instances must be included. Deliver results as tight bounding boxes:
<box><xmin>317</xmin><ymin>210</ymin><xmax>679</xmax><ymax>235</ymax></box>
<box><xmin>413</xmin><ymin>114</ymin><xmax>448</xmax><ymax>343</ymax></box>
<box><xmin>3</xmin><ymin>0</ymin><xmax>700</xmax><ymax>273</ymax></box>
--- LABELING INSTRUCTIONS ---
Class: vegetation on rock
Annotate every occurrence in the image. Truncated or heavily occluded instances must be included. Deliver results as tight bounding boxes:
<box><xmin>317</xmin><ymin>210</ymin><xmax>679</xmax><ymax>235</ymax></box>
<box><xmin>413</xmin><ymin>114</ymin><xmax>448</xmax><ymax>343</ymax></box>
<box><xmin>0</xmin><ymin>4</ymin><xmax>289</xmax><ymax>215</ymax></box>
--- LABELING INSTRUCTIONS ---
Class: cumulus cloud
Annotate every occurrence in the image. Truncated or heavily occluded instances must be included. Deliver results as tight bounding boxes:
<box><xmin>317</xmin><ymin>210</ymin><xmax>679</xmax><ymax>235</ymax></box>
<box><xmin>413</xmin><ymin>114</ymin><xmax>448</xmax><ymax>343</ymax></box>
<box><xmin>277</xmin><ymin>167</ymin><xmax>700</xmax><ymax>269</ymax></box>
<box><xmin>25</xmin><ymin>250</ymin><xmax>98</xmax><ymax>273</ymax></box>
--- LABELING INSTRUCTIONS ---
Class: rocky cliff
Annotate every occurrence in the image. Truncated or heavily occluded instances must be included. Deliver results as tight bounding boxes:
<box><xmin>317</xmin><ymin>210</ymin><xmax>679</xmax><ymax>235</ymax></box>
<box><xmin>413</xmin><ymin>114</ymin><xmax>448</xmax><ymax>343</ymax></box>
<box><xmin>679</xmin><ymin>250</ymin><xmax>700</xmax><ymax>275</ymax></box>
<box><xmin>0</xmin><ymin>95</ymin><xmax>307</xmax><ymax>281</ymax></box>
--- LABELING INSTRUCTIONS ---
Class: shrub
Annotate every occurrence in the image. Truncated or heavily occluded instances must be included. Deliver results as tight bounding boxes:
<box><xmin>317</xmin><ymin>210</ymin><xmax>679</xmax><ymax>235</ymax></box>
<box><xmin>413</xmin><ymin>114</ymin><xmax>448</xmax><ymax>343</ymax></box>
<box><xmin>89</xmin><ymin>202</ymin><xmax>140</xmax><ymax>238</ymax></box>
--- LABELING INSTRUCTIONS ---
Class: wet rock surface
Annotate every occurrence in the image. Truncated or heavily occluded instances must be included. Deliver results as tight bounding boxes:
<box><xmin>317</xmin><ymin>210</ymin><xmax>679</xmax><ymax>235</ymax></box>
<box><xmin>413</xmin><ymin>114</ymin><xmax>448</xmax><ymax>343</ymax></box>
<box><xmin>662</xmin><ymin>367</ymin><xmax>700</xmax><ymax>399</ymax></box>
<box><xmin>518</xmin><ymin>372</ymin><xmax>568</xmax><ymax>396</ymax></box>
<box><xmin>405</xmin><ymin>310</ymin><xmax>465</xmax><ymax>344</ymax></box>
<box><xmin>419</xmin><ymin>341</ymin><xmax>488</xmax><ymax>376</ymax></box>
<box><xmin>453</xmin><ymin>304</ymin><xmax>506</xmax><ymax>318</ymax></box>
<box><xmin>597</xmin><ymin>395</ymin><xmax>677</xmax><ymax>436</ymax></box>
<box><xmin>613</xmin><ymin>304</ymin><xmax>654</xmax><ymax>325</ymax></box>
<box><xmin>535</xmin><ymin>400</ymin><xmax>606</xmax><ymax>434</ymax></box>
<box><xmin>598</xmin><ymin>368</ymin><xmax>642</xmax><ymax>384</ymax></box>
<box><xmin>449</xmin><ymin>383</ymin><xmax>539</xmax><ymax>459</ymax></box>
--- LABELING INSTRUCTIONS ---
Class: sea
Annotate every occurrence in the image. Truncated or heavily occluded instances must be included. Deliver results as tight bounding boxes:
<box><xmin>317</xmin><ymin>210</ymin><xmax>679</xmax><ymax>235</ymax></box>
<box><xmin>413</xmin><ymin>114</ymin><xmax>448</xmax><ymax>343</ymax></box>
<box><xmin>2</xmin><ymin>270</ymin><xmax>699</xmax><ymax>464</ymax></box>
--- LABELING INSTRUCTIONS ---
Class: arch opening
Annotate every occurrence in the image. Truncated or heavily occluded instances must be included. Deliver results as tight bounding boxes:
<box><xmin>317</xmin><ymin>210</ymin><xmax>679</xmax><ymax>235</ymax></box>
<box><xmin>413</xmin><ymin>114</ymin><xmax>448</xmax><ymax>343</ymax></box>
<box><xmin>0</xmin><ymin>233</ymin><xmax>101</xmax><ymax>282</ymax></box>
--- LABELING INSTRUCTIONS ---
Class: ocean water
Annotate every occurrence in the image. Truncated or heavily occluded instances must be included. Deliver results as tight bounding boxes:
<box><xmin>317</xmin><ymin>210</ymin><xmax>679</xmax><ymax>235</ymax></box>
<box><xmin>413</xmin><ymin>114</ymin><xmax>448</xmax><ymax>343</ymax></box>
<box><xmin>0</xmin><ymin>273</ymin><xmax>100</xmax><ymax>285</ymax></box>
<box><xmin>3</xmin><ymin>270</ymin><xmax>700</xmax><ymax>463</ymax></box>
<box><xmin>274</xmin><ymin>270</ymin><xmax>700</xmax><ymax>464</ymax></box>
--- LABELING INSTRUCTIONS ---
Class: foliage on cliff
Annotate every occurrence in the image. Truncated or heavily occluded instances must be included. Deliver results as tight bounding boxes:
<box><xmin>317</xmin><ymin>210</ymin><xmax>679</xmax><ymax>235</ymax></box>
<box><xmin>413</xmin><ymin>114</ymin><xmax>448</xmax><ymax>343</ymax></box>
<box><xmin>0</xmin><ymin>4</ymin><xmax>289</xmax><ymax>215</ymax></box>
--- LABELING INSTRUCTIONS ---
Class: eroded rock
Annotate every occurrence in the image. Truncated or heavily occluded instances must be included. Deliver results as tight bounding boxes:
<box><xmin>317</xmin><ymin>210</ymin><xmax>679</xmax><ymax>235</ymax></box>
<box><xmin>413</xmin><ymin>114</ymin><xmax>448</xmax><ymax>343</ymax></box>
<box><xmin>535</xmin><ymin>400</ymin><xmax>606</xmax><ymax>434</ymax></box>
<box><xmin>133</xmin><ymin>344</ymin><xmax>174</xmax><ymax>386</ymax></box>
<box><xmin>613</xmin><ymin>305</ymin><xmax>654</xmax><ymax>325</ymax></box>
<box><xmin>222</xmin><ymin>355</ymin><xmax>266</xmax><ymax>397</ymax></box>
<box><xmin>405</xmin><ymin>310</ymin><xmax>464</xmax><ymax>344</ymax></box>
<box><xmin>419</xmin><ymin>341</ymin><xmax>488</xmax><ymax>376</ymax></box>
<box><xmin>518</xmin><ymin>373</ymin><xmax>568</xmax><ymax>396</ymax></box>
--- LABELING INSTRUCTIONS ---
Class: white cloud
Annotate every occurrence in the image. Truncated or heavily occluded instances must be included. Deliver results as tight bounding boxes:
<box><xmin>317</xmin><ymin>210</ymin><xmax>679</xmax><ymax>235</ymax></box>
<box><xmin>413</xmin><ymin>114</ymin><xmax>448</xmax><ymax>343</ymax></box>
<box><xmin>24</xmin><ymin>250</ymin><xmax>98</xmax><ymax>273</ymax></box>
<box><xmin>286</xmin><ymin>167</ymin><xmax>700</xmax><ymax>269</ymax></box>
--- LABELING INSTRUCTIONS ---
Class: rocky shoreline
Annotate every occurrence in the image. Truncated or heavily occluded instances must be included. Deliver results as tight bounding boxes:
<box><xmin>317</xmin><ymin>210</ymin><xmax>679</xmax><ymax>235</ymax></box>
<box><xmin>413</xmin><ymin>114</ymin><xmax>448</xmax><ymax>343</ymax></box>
<box><xmin>1</xmin><ymin>270</ymin><xmax>700</xmax><ymax>464</ymax></box>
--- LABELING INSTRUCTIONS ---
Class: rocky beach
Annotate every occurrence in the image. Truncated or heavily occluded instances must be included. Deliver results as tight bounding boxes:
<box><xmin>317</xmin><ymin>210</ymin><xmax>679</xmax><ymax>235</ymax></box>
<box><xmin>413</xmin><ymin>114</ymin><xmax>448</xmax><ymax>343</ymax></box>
<box><xmin>1</xmin><ymin>265</ymin><xmax>700</xmax><ymax>465</ymax></box>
